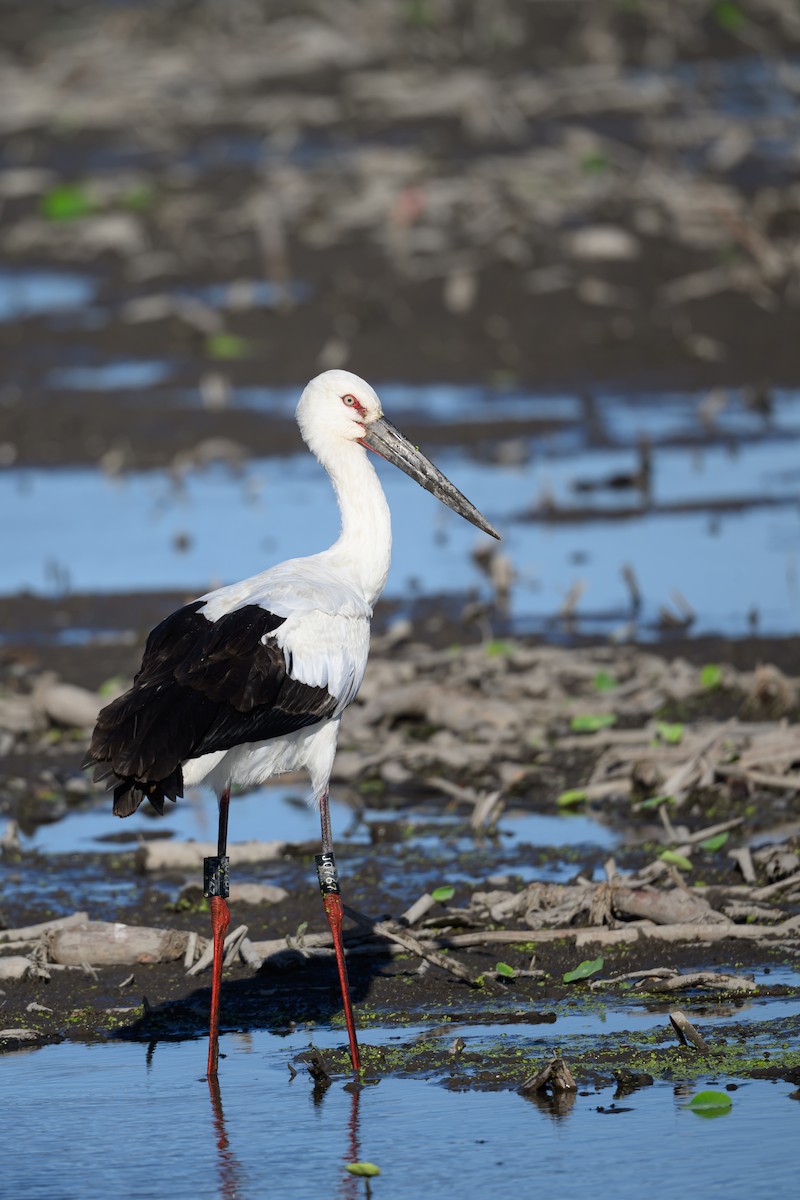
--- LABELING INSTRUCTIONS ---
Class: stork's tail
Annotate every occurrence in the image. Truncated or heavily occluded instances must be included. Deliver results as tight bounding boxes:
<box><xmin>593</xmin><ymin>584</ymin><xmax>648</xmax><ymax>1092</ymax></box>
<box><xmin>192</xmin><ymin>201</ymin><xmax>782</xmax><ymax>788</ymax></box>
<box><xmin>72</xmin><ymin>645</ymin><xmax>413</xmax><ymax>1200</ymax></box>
<box><xmin>88</xmin><ymin>760</ymin><xmax>184</xmax><ymax>818</ymax></box>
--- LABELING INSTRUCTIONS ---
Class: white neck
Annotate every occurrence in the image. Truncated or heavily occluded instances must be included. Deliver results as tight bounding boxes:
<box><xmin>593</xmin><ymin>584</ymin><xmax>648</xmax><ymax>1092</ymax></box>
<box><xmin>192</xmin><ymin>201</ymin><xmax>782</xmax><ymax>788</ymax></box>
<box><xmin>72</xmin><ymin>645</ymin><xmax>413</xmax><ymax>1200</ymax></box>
<box><xmin>321</xmin><ymin>440</ymin><xmax>392</xmax><ymax>607</ymax></box>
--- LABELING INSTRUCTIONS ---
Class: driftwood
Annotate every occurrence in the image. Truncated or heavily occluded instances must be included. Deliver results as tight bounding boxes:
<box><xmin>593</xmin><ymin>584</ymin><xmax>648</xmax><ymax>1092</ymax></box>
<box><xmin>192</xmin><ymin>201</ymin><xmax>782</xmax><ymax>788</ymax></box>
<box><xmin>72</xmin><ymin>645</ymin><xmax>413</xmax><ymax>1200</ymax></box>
<box><xmin>716</xmin><ymin>765</ymin><xmax>800</xmax><ymax>793</ymax></box>
<box><xmin>752</xmin><ymin>870</ymin><xmax>800</xmax><ymax>901</ymax></box>
<box><xmin>660</xmin><ymin>722</ymin><xmax>734</xmax><ymax>805</ymax></box>
<box><xmin>0</xmin><ymin>912</ymin><xmax>89</xmax><ymax>944</ymax></box>
<box><xmin>0</xmin><ymin>956</ymin><xmax>45</xmax><ymax>982</ymax></box>
<box><xmin>400</xmin><ymin>892</ymin><xmax>437</xmax><ymax>927</ymax></box>
<box><xmin>464</xmin><ymin>879</ymin><xmax>727</xmax><ymax>930</ymax></box>
<box><xmin>669</xmin><ymin>1010</ymin><xmax>709</xmax><ymax>1054</ymax></box>
<box><xmin>176</xmin><ymin>881</ymin><xmax>288</xmax><ymax>907</ymax></box>
<box><xmin>372</xmin><ymin>924</ymin><xmax>479</xmax><ymax>987</ymax></box>
<box><xmin>520</xmin><ymin>1056</ymin><xmax>577</xmax><ymax>1095</ymax></box>
<box><xmin>46</xmin><ymin>921</ymin><xmax>189</xmax><ymax>966</ymax></box>
<box><xmin>418</xmin><ymin>914</ymin><xmax>800</xmax><ymax>951</ymax></box>
<box><xmin>646</xmin><ymin>971</ymin><xmax>756</xmax><ymax>994</ymax></box>
<box><xmin>136</xmin><ymin>840</ymin><xmax>287</xmax><ymax>872</ymax></box>
<box><xmin>729</xmin><ymin>847</ymin><xmax>756</xmax><ymax>883</ymax></box>
<box><xmin>230</xmin><ymin>883</ymin><xmax>288</xmax><ymax>906</ymax></box>
<box><xmin>611</xmin><ymin>885</ymin><xmax>727</xmax><ymax>926</ymax></box>
<box><xmin>249</xmin><ymin>931</ymin><xmax>338</xmax><ymax>962</ymax></box>
<box><xmin>34</xmin><ymin>679</ymin><xmax>102</xmax><ymax>729</ymax></box>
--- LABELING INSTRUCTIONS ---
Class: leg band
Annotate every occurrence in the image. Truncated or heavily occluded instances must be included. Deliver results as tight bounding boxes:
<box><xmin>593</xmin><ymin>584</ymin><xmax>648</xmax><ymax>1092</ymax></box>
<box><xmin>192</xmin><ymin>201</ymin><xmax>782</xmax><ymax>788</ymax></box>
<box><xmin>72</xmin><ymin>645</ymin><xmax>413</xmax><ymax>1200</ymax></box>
<box><xmin>315</xmin><ymin>851</ymin><xmax>340</xmax><ymax>896</ymax></box>
<box><xmin>204</xmin><ymin>855</ymin><xmax>230</xmax><ymax>899</ymax></box>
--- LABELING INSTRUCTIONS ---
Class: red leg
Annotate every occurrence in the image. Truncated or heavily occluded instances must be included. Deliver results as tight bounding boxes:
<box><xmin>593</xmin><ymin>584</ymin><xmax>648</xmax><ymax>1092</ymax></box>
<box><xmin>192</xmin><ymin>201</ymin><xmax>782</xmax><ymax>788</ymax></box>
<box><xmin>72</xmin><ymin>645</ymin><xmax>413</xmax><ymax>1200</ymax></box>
<box><xmin>206</xmin><ymin>788</ymin><xmax>231</xmax><ymax>1079</ymax></box>
<box><xmin>207</xmin><ymin>894</ymin><xmax>230</xmax><ymax>1078</ymax></box>
<box><xmin>323</xmin><ymin>890</ymin><xmax>361</xmax><ymax>1072</ymax></box>
<box><xmin>317</xmin><ymin>787</ymin><xmax>360</xmax><ymax>1073</ymax></box>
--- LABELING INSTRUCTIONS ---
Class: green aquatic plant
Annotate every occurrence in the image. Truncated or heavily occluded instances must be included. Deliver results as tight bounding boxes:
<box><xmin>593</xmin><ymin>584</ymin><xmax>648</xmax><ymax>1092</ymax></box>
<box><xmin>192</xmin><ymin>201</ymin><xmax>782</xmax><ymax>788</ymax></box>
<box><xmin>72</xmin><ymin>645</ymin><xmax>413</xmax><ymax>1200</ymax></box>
<box><xmin>557</xmin><ymin>789</ymin><xmax>587</xmax><ymax>809</ymax></box>
<box><xmin>700</xmin><ymin>663</ymin><xmax>723</xmax><ymax>690</ymax></box>
<box><xmin>655</xmin><ymin>721</ymin><xmax>684</xmax><ymax>745</ymax></box>
<box><xmin>570</xmin><ymin>713</ymin><xmax>617</xmax><ymax>733</ymax></box>
<box><xmin>659</xmin><ymin>849</ymin><xmax>692</xmax><ymax>871</ymax></box>
<box><xmin>699</xmin><ymin>831</ymin><xmax>729</xmax><ymax>852</ymax></box>
<box><xmin>207</xmin><ymin>333</ymin><xmax>249</xmax><ymax>359</ymax></box>
<box><xmin>592</xmin><ymin>670</ymin><xmax>617</xmax><ymax>692</ymax></box>
<box><xmin>563</xmin><ymin>956</ymin><xmax>604</xmax><ymax>983</ymax></box>
<box><xmin>686</xmin><ymin>1090</ymin><xmax>733</xmax><ymax>1117</ymax></box>
<box><xmin>41</xmin><ymin>184</ymin><xmax>94</xmax><ymax>221</ymax></box>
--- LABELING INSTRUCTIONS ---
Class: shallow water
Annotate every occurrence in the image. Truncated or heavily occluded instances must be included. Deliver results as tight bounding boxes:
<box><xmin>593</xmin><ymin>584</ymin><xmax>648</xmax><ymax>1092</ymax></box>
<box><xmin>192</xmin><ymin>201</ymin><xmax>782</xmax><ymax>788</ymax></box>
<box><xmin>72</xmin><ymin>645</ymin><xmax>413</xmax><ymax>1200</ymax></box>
<box><xmin>3</xmin><ymin>1034</ymin><xmax>797</xmax><ymax>1200</ymax></box>
<box><xmin>4</xmin><ymin>384</ymin><xmax>800</xmax><ymax>637</ymax></box>
<box><xmin>0</xmin><ymin>267</ymin><xmax>96</xmax><ymax>322</ymax></box>
<box><xmin>20</xmin><ymin>781</ymin><xmax>616</xmax><ymax>859</ymax></box>
<box><xmin>47</xmin><ymin>360</ymin><xmax>174</xmax><ymax>390</ymax></box>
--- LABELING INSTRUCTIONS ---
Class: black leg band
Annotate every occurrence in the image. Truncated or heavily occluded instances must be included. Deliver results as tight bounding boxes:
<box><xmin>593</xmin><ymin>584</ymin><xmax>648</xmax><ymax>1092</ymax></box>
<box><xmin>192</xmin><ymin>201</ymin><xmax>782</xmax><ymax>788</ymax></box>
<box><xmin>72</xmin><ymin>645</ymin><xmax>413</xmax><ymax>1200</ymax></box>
<box><xmin>204</xmin><ymin>855</ymin><xmax>230</xmax><ymax>899</ymax></box>
<box><xmin>315</xmin><ymin>851</ymin><xmax>340</xmax><ymax>896</ymax></box>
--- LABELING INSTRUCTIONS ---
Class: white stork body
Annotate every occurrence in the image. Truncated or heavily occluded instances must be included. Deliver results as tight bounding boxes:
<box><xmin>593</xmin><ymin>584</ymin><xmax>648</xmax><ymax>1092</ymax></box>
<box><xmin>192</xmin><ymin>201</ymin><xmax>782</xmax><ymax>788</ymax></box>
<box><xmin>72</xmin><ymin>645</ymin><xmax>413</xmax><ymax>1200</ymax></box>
<box><xmin>180</xmin><ymin>427</ymin><xmax>389</xmax><ymax>804</ymax></box>
<box><xmin>87</xmin><ymin>368</ymin><xmax>498</xmax><ymax>1079</ymax></box>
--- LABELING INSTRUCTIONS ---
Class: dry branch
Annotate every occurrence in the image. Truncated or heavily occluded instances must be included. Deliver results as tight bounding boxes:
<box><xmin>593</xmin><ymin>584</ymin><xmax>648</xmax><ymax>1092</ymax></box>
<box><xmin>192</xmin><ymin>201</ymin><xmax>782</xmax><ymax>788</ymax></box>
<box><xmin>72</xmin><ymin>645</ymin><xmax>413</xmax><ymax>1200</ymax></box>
<box><xmin>136</xmin><ymin>840</ymin><xmax>287</xmax><ymax>872</ymax></box>
<box><xmin>0</xmin><ymin>912</ymin><xmax>89</xmax><ymax>944</ymax></box>
<box><xmin>46</xmin><ymin>921</ymin><xmax>189</xmax><ymax>966</ymax></box>
<box><xmin>520</xmin><ymin>1056</ymin><xmax>577</xmax><ymax>1095</ymax></box>
<box><xmin>669</xmin><ymin>1010</ymin><xmax>709</xmax><ymax>1053</ymax></box>
<box><xmin>645</xmin><ymin>971</ymin><xmax>756</xmax><ymax>993</ymax></box>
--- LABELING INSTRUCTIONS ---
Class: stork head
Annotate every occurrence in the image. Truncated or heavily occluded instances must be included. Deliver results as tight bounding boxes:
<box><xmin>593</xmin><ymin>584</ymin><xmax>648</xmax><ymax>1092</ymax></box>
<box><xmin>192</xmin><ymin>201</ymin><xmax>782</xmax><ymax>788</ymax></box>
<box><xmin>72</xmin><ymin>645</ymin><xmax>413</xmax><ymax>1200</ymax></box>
<box><xmin>297</xmin><ymin>369</ymin><xmax>499</xmax><ymax>540</ymax></box>
<box><xmin>297</xmin><ymin>370</ymin><xmax>382</xmax><ymax>451</ymax></box>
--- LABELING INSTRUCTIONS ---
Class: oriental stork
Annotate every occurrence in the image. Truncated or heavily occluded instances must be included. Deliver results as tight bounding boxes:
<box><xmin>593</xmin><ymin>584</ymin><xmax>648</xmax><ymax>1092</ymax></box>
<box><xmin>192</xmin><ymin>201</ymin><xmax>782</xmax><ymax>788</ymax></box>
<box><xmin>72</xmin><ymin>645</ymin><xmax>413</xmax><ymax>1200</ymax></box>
<box><xmin>87</xmin><ymin>369</ymin><xmax>498</xmax><ymax>1077</ymax></box>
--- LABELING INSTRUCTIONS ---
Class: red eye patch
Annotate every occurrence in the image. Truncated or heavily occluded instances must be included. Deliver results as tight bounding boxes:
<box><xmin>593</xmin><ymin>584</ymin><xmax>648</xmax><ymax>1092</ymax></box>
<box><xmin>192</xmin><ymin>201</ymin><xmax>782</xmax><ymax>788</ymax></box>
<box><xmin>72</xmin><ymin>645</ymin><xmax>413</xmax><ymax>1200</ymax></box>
<box><xmin>342</xmin><ymin>394</ymin><xmax>367</xmax><ymax>418</ymax></box>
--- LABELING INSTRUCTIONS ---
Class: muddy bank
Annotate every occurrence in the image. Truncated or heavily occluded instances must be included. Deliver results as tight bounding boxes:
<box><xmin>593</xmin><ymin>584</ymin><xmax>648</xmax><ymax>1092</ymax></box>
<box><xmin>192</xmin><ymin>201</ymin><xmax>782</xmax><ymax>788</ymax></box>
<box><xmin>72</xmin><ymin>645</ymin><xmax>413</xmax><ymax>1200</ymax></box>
<box><xmin>2</xmin><ymin>1</ymin><xmax>800</xmax><ymax>471</ymax></box>
<box><xmin>1</xmin><ymin>631</ymin><xmax>798</xmax><ymax>1086</ymax></box>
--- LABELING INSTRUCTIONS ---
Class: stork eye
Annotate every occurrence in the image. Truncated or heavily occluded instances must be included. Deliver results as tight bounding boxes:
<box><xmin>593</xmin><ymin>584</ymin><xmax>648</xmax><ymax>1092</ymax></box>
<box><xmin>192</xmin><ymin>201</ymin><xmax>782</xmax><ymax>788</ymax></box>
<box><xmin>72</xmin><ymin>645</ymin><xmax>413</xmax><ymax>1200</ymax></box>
<box><xmin>342</xmin><ymin>394</ymin><xmax>357</xmax><ymax>407</ymax></box>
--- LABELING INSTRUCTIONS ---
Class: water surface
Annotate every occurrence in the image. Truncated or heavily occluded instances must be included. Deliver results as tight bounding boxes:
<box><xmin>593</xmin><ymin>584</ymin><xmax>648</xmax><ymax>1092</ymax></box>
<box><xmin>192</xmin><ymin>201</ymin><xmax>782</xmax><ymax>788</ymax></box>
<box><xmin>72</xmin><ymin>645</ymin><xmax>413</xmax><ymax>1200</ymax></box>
<box><xmin>4</xmin><ymin>382</ymin><xmax>800</xmax><ymax>638</ymax></box>
<box><xmin>3</xmin><ymin>1035</ymin><xmax>796</xmax><ymax>1200</ymax></box>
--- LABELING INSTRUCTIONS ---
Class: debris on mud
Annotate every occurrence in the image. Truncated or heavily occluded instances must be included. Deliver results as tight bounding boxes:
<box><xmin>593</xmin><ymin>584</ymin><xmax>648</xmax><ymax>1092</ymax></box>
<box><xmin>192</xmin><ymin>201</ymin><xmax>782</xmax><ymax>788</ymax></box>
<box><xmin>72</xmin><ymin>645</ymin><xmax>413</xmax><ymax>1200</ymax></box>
<box><xmin>1</xmin><ymin>631</ymin><xmax>798</xmax><ymax>1086</ymax></box>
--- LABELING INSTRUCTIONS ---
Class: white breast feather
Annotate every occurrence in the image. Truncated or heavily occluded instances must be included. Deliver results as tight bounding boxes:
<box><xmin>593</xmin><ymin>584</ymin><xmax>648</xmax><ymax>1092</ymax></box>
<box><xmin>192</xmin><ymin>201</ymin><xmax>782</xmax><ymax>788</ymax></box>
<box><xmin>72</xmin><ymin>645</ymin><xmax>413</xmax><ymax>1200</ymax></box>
<box><xmin>274</xmin><ymin>609</ymin><xmax>369</xmax><ymax>711</ymax></box>
<box><xmin>198</xmin><ymin>556</ymin><xmax>371</xmax><ymax>713</ymax></box>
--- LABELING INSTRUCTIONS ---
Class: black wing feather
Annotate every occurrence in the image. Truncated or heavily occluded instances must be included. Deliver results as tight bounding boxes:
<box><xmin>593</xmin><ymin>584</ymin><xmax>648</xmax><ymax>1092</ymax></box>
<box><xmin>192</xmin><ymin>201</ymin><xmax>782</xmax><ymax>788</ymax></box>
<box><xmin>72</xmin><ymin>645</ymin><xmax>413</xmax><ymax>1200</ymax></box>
<box><xmin>87</xmin><ymin>601</ymin><xmax>338</xmax><ymax>817</ymax></box>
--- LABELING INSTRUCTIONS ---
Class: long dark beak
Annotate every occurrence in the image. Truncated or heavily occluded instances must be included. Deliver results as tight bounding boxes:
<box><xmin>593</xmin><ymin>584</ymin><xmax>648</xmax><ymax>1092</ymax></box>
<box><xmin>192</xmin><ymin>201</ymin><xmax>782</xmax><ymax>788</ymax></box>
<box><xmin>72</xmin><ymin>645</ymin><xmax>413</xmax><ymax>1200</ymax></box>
<box><xmin>361</xmin><ymin>417</ymin><xmax>500</xmax><ymax>539</ymax></box>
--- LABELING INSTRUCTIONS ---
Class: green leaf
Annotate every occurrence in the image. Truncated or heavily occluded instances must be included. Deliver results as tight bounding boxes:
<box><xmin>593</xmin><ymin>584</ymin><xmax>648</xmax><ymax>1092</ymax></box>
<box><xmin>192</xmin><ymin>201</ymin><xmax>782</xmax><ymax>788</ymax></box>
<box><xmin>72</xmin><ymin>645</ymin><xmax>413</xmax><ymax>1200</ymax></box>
<box><xmin>570</xmin><ymin>713</ymin><xmax>617</xmax><ymax>733</ymax></box>
<box><xmin>686</xmin><ymin>1089</ymin><xmax>732</xmax><ymax>1116</ymax></box>
<box><xmin>346</xmin><ymin>1163</ymin><xmax>382</xmax><ymax>1177</ymax></box>
<box><xmin>563</xmin><ymin>956</ymin><xmax>604</xmax><ymax>983</ymax></box>
<box><xmin>592</xmin><ymin>670</ymin><xmax>617</xmax><ymax>692</ymax></box>
<box><xmin>582</xmin><ymin>152</ymin><xmax>609</xmax><ymax>174</ymax></box>
<box><xmin>639</xmin><ymin>794</ymin><xmax>673</xmax><ymax>810</ymax></box>
<box><xmin>700</xmin><ymin>663</ymin><xmax>723</xmax><ymax>690</ymax></box>
<box><xmin>431</xmin><ymin>885</ymin><xmax>455</xmax><ymax>903</ymax></box>
<box><xmin>655</xmin><ymin>721</ymin><xmax>684</xmax><ymax>745</ymax></box>
<box><xmin>41</xmin><ymin>184</ymin><xmax>94</xmax><ymax>221</ymax></box>
<box><xmin>713</xmin><ymin>2</ymin><xmax>745</xmax><ymax>33</ymax></box>
<box><xmin>207</xmin><ymin>333</ymin><xmax>249</xmax><ymax>360</ymax></box>
<box><xmin>699</xmin><ymin>831</ymin><xmax>729</xmax><ymax>852</ymax></box>
<box><xmin>659</xmin><ymin>849</ymin><xmax>692</xmax><ymax>871</ymax></box>
<box><xmin>496</xmin><ymin>962</ymin><xmax>517</xmax><ymax>978</ymax></box>
<box><xmin>557</xmin><ymin>788</ymin><xmax>587</xmax><ymax>809</ymax></box>
<box><xmin>485</xmin><ymin>638</ymin><xmax>513</xmax><ymax>657</ymax></box>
